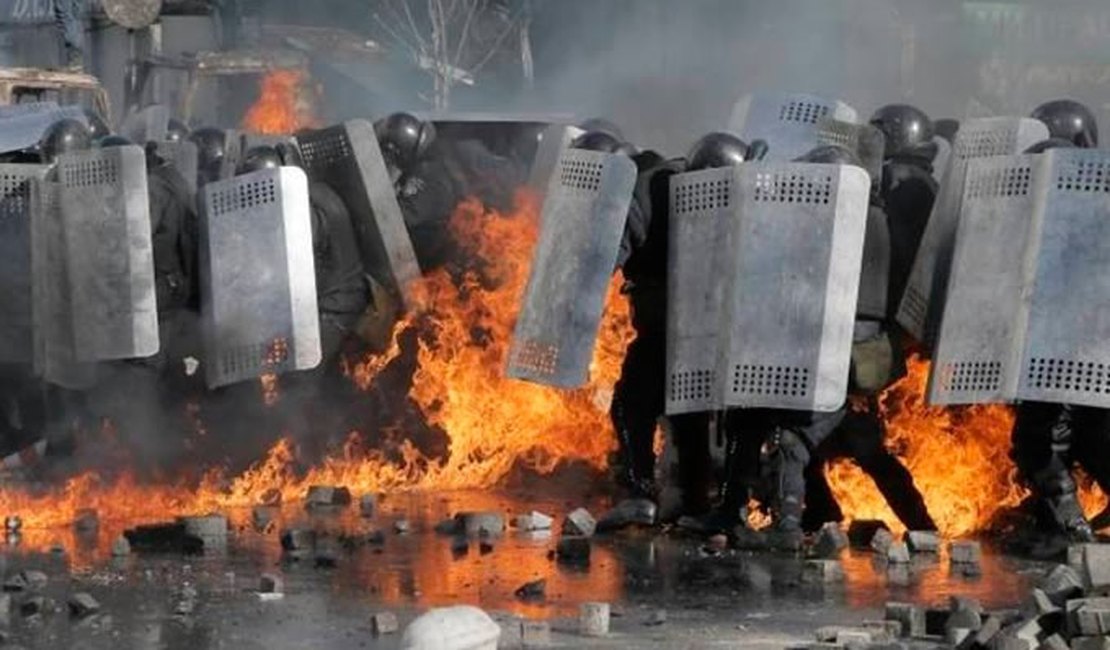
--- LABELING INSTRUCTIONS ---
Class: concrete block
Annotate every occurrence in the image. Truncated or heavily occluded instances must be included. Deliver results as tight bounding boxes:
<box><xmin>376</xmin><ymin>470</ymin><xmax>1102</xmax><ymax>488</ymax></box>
<box><xmin>514</xmin><ymin>511</ymin><xmax>553</xmax><ymax>532</ymax></box>
<box><xmin>886</xmin><ymin>542</ymin><xmax>911</xmax><ymax>564</ymax></box>
<box><xmin>1071</xmin><ymin>638</ymin><xmax>1110</xmax><ymax>650</ymax></box>
<box><xmin>1065</xmin><ymin>597</ymin><xmax>1110</xmax><ymax>636</ymax></box>
<box><xmin>564</xmin><ymin>508</ymin><xmax>597</xmax><ymax>537</ymax></box>
<box><xmin>905</xmin><ymin>530</ymin><xmax>940</xmax><ymax>554</ymax></box>
<box><xmin>1040</xmin><ymin>565</ymin><xmax>1085</xmax><ymax>605</ymax></box>
<box><xmin>521</xmin><ymin>619</ymin><xmax>550</xmax><ymax>647</ymax></box>
<box><xmin>1039</xmin><ymin>634</ymin><xmax>1069</xmax><ymax>650</ymax></box>
<box><xmin>946</xmin><ymin>607</ymin><xmax>982</xmax><ymax>633</ymax></box>
<box><xmin>304</xmin><ymin>485</ymin><xmax>351</xmax><ymax>509</ymax></box>
<box><xmin>949</xmin><ymin>540</ymin><xmax>983</xmax><ymax>564</ymax></box>
<box><xmin>803</xmin><ymin>560</ymin><xmax>845</xmax><ymax>584</ymax></box>
<box><xmin>455</xmin><ymin>512</ymin><xmax>504</xmax><ymax>538</ymax></box>
<box><xmin>813</xmin><ymin>523</ymin><xmax>849</xmax><ymax>559</ymax></box>
<box><xmin>1031</xmin><ymin>588</ymin><xmax>1061</xmax><ymax>615</ymax></box>
<box><xmin>556</xmin><ymin>537</ymin><xmax>590</xmax><ymax>566</ymax></box>
<box><xmin>372</xmin><ymin>611</ymin><xmax>399</xmax><ymax>636</ymax></box>
<box><xmin>179</xmin><ymin>515</ymin><xmax>228</xmax><ymax>544</ymax></box>
<box><xmin>67</xmin><ymin>593</ymin><xmax>99</xmax><ymax>619</ymax></box>
<box><xmin>596</xmin><ymin>498</ymin><xmax>657</xmax><ymax>532</ymax></box>
<box><xmin>1068</xmin><ymin>544</ymin><xmax>1110</xmax><ymax>590</ymax></box>
<box><xmin>885</xmin><ymin>602</ymin><xmax>925</xmax><ymax>638</ymax></box>
<box><xmin>579</xmin><ymin>602</ymin><xmax>610</xmax><ymax>637</ymax></box>
<box><xmin>974</xmin><ymin>615</ymin><xmax>1004</xmax><ymax>647</ymax></box>
<box><xmin>870</xmin><ymin>528</ymin><xmax>895</xmax><ymax>554</ymax></box>
<box><xmin>1073</xmin><ymin>606</ymin><xmax>1110</xmax><ymax>636</ymax></box>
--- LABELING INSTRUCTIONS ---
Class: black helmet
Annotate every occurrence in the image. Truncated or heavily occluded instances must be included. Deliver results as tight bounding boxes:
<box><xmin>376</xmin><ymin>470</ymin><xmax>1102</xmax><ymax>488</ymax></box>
<box><xmin>686</xmin><ymin>132</ymin><xmax>757</xmax><ymax>171</ymax></box>
<box><xmin>577</xmin><ymin>117</ymin><xmax>624</xmax><ymax>141</ymax></box>
<box><xmin>569</xmin><ymin>130</ymin><xmax>636</xmax><ymax>156</ymax></box>
<box><xmin>934</xmin><ymin>118</ymin><xmax>960</xmax><ymax>144</ymax></box>
<box><xmin>97</xmin><ymin>134</ymin><xmax>133</xmax><ymax>148</ymax></box>
<box><xmin>236</xmin><ymin>146</ymin><xmax>282</xmax><ymax>175</ymax></box>
<box><xmin>39</xmin><ymin>118</ymin><xmax>92</xmax><ymax>163</ymax></box>
<box><xmin>81</xmin><ymin>108</ymin><xmax>110</xmax><ymax>141</ymax></box>
<box><xmin>795</xmin><ymin>144</ymin><xmax>862</xmax><ymax>166</ymax></box>
<box><xmin>870</xmin><ymin>104</ymin><xmax>934</xmax><ymax>158</ymax></box>
<box><xmin>1031</xmin><ymin>100</ymin><xmax>1098</xmax><ymax>149</ymax></box>
<box><xmin>374</xmin><ymin>112</ymin><xmax>435</xmax><ymax>170</ymax></box>
<box><xmin>166</xmin><ymin>118</ymin><xmax>190</xmax><ymax>143</ymax></box>
<box><xmin>1024</xmin><ymin>138</ymin><xmax>1077</xmax><ymax>154</ymax></box>
<box><xmin>189</xmin><ymin>127</ymin><xmax>226</xmax><ymax>176</ymax></box>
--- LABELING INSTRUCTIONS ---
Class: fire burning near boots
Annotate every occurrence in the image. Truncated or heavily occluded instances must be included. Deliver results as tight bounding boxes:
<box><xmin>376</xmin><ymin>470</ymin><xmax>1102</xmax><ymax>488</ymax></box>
<box><xmin>0</xmin><ymin>1</ymin><xmax>1109</xmax><ymax>648</ymax></box>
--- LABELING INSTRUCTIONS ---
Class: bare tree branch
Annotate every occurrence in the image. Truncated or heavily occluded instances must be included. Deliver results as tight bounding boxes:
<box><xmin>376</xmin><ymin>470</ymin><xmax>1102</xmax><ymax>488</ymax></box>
<box><xmin>401</xmin><ymin>0</ymin><xmax>430</xmax><ymax>53</ymax></box>
<box><xmin>452</xmin><ymin>0</ymin><xmax>480</xmax><ymax>69</ymax></box>
<box><xmin>468</xmin><ymin>3</ymin><xmax>526</xmax><ymax>76</ymax></box>
<box><xmin>373</xmin><ymin>11</ymin><xmax>421</xmax><ymax>60</ymax></box>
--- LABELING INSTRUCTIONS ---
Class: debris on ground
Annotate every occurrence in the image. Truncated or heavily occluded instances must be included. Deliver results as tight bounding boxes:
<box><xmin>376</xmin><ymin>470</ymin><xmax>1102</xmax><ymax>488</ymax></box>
<box><xmin>400</xmin><ymin>605</ymin><xmax>500</xmax><ymax>650</ymax></box>
<box><xmin>596</xmin><ymin>498</ymin><xmax>657</xmax><ymax>532</ymax></box>
<box><xmin>811</xmin><ymin>523</ymin><xmax>849</xmax><ymax>559</ymax></box>
<box><xmin>514</xmin><ymin>511</ymin><xmax>553</xmax><ymax>532</ymax></box>
<box><xmin>514</xmin><ymin>578</ymin><xmax>545</xmax><ymax>602</ymax></box>
<box><xmin>904</xmin><ymin>530</ymin><xmax>940</xmax><ymax>554</ymax></box>
<box><xmin>305</xmin><ymin>485</ymin><xmax>352</xmax><ymax>509</ymax></box>
<box><xmin>520</xmin><ymin>619</ymin><xmax>551</xmax><ymax>647</ymax></box>
<box><xmin>579</xmin><ymin>602</ymin><xmax>610</xmax><ymax>637</ymax></box>
<box><xmin>67</xmin><ymin>592</ymin><xmax>100</xmax><ymax>619</ymax></box>
<box><xmin>372</xmin><ymin>611</ymin><xmax>399</xmax><ymax>636</ymax></box>
<box><xmin>563</xmin><ymin>508</ymin><xmax>597</xmax><ymax>537</ymax></box>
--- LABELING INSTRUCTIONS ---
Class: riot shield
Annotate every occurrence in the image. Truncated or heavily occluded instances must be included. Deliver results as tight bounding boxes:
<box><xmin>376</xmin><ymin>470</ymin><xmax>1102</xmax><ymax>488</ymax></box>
<box><xmin>120</xmin><ymin>104</ymin><xmax>170</xmax><ymax>145</ymax></box>
<box><xmin>815</xmin><ymin>118</ymin><xmax>885</xmax><ymax>183</ymax></box>
<box><xmin>0</xmin><ymin>164</ymin><xmax>48</xmax><ymax>363</ymax></box>
<box><xmin>720</xmin><ymin>162</ymin><xmax>871</xmax><ymax>411</ymax></box>
<box><xmin>728</xmin><ymin>92</ymin><xmax>857</xmax><ymax>162</ymax></box>
<box><xmin>55</xmin><ymin>146</ymin><xmax>158</xmax><ymax>361</ymax></box>
<box><xmin>932</xmin><ymin>135</ymin><xmax>951</xmax><ymax>184</ymax></box>
<box><xmin>296</xmin><ymin>120</ymin><xmax>421</xmax><ymax>308</ymax></box>
<box><xmin>928</xmin><ymin>155</ymin><xmax>1042</xmax><ymax>406</ymax></box>
<box><xmin>506</xmin><ymin>148</ymin><xmax>637</xmax><ymax>388</ymax></box>
<box><xmin>154</xmin><ymin>140</ymin><xmax>199</xmax><ymax>196</ymax></box>
<box><xmin>665</xmin><ymin>167</ymin><xmax>736</xmax><ymax>414</ymax></box>
<box><xmin>896</xmin><ymin>117</ymin><xmax>1048</xmax><ymax>348</ymax></box>
<box><xmin>527</xmin><ymin>124</ymin><xmax>583</xmax><ymax>197</ymax></box>
<box><xmin>1017</xmin><ymin>149</ymin><xmax>1110</xmax><ymax>408</ymax></box>
<box><xmin>199</xmin><ymin>166</ymin><xmax>320</xmax><ymax>389</ymax></box>
<box><xmin>0</xmin><ymin>105</ymin><xmax>87</xmax><ymax>155</ymax></box>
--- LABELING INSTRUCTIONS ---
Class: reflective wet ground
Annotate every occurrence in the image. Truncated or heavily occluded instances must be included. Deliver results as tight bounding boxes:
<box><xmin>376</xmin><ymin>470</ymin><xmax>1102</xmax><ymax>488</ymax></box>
<box><xmin>0</xmin><ymin>487</ymin><xmax>1053</xmax><ymax>649</ymax></box>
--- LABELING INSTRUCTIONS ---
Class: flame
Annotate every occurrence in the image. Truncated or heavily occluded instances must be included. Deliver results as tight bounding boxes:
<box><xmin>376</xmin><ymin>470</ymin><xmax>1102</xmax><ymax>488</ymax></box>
<box><xmin>241</xmin><ymin>69</ymin><xmax>319</xmax><ymax>135</ymax></box>
<box><xmin>826</xmin><ymin>356</ymin><xmax>1108</xmax><ymax>537</ymax></box>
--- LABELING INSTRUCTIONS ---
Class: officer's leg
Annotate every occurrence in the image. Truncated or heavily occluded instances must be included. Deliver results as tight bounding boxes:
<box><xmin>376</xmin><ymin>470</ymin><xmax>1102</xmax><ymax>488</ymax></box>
<box><xmin>845</xmin><ymin>402</ymin><xmax>937</xmax><ymax>531</ymax></box>
<box><xmin>1011</xmin><ymin>401</ymin><xmax>1093</xmax><ymax>541</ymax></box>
<box><xmin>801</xmin><ymin>448</ymin><xmax>843</xmax><ymax>532</ymax></box>
<box><xmin>669</xmin><ymin>411</ymin><xmax>712</xmax><ymax>515</ymax></box>
<box><xmin>610</xmin><ymin>334</ymin><xmax>664</xmax><ymax>497</ymax></box>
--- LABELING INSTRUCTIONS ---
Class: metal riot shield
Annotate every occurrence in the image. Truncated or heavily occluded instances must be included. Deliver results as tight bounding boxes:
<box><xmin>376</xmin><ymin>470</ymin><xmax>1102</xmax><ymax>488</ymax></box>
<box><xmin>665</xmin><ymin>167</ymin><xmax>736</xmax><ymax>414</ymax></box>
<box><xmin>0</xmin><ymin>105</ymin><xmax>87</xmax><ymax>155</ymax></box>
<box><xmin>728</xmin><ymin>92</ymin><xmax>857</xmax><ymax>162</ymax></box>
<box><xmin>55</xmin><ymin>146</ymin><xmax>158</xmax><ymax>361</ymax></box>
<box><xmin>815</xmin><ymin>118</ymin><xmax>885</xmax><ymax>183</ymax></box>
<box><xmin>506</xmin><ymin>149</ymin><xmax>637</xmax><ymax>388</ymax></box>
<box><xmin>30</xmin><ymin>179</ymin><xmax>97</xmax><ymax>389</ymax></box>
<box><xmin>296</xmin><ymin>120</ymin><xmax>421</xmax><ymax>307</ymax></box>
<box><xmin>1017</xmin><ymin>149</ymin><xmax>1110</xmax><ymax>408</ymax></box>
<box><xmin>154</xmin><ymin>140</ymin><xmax>198</xmax><ymax>196</ymax></box>
<box><xmin>896</xmin><ymin>117</ymin><xmax>1048</xmax><ymax>348</ymax></box>
<box><xmin>927</xmin><ymin>155</ymin><xmax>1042</xmax><ymax>406</ymax></box>
<box><xmin>200</xmin><ymin>167</ymin><xmax>320</xmax><ymax>389</ymax></box>
<box><xmin>932</xmin><ymin>135</ymin><xmax>951</xmax><ymax>184</ymax></box>
<box><xmin>120</xmin><ymin>104</ymin><xmax>170</xmax><ymax>145</ymax></box>
<box><xmin>0</xmin><ymin>164</ymin><xmax>47</xmax><ymax>363</ymax></box>
<box><xmin>720</xmin><ymin>162</ymin><xmax>871</xmax><ymax>411</ymax></box>
<box><xmin>527</xmin><ymin>124</ymin><xmax>583</xmax><ymax>197</ymax></box>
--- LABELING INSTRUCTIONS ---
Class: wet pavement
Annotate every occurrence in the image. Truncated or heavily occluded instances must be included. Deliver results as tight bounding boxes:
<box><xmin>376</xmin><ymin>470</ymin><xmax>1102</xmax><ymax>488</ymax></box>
<box><xmin>0</xmin><ymin>488</ymin><xmax>1055</xmax><ymax>649</ymax></box>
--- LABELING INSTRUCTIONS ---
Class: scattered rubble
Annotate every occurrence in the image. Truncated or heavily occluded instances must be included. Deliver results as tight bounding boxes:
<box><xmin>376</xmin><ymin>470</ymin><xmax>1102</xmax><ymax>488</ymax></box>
<box><xmin>111</xmin><ymin>536</ymin><xmax>131</xmax><ymax>557</ymax></box>
<box><xmin>456</xmin><ymin>512</ymin><xmax>505</xmax><ymax>538</ymax></box>
<box><xmin>596</xmin><ymin>498</ymin><xmax>657</xmax><ymax>532</ymax></box>
<box><xmin>513</xmin><ymin>579</ymin><xmax>545</xmax><ymax>602</ymax></box>
<box><xmin>885</xmin><ymin>602</ymin><xmax>926</xmax><ymax>638</ymax></box>
<box><xmin>520</xmin><ymin>619</ymin><xmax>551</xmax><ymax>647</ymax></box>
<box><xmin>870</xmin><ymin>528</ymin><xmax>895</xmax><ymax>555</ymax></box>
<box><xmin>259</xmin><ymin>573</ymin><xmax>283</xmax><ymax>594</ymax></box>
<box><xmin>1068</xmin><ymin>543</ymin><xmax>1110</xmax><ymax>590</ymax></box>
<box><xmin>400</xmin><ymin>605</ymin><xmax>500</xmax><ymax>650</ymax></box>
<box><xmin>394</xmin><ymin>519</ymin><xmax>412</xmax><ymax>535</ymax></box>
<box><xmin>886</xmin><ymin>542</ymin><xmax>911</xmax><ymax>564</ymax></box>
<box><xmin>645</xmin><ymin>609</ymin><xmax>667</xmax><ymax>626</ymax></box>
<box><xmin>2</xmin><ymin>570</ymin><xmax>47</xmax><ymax>593</ymax></box>
<box><xmin>280</xmin><ymin>528</ymin><xmax>316</xmax><ymax>559</ymax></box>
<box><xmin>372</xmin><ymin>611</ymin><xmax>399</xmax><ymax>636</ymax></box>
<box><xmin>811</xmin><ymin>523</ymin><xmax>848</xmax><ymax>559</ymax></box>
<box><xmin>563</xmin><ymin>508</ymin><xmax>597</xmax><ymax>537</ymax></box>
<box><xmin>359</xmin><ymin>494</ymin><xmax>378</xmax><ymax>518</ymax></box>
<box><xmin>514</xmin><ymin>511</ymin><xmax>553</xmax><ymax>532</ymax></box>
<box><xmin>579</xmin><ymin>602</ymin><xmax>610</xmax><ymax>637</ymax></box>
<box><xmin>1041</xmin><ymin>564</ymin><xmax>1086</xmax><ymax>606</ymax></box>
<box><xmin>67</xmin><ymin>593</ymin><xmax>100</xmax><ymax>619</ymax></box>
<box><xmin>305</xmin><ymin>485</ymin><xmax>352</xmax><ymax>509</ymax></box>
<box><xmin>904</xmin><ymin>530</ymin><xmax>940</xmax><ymax>554</ymax></box>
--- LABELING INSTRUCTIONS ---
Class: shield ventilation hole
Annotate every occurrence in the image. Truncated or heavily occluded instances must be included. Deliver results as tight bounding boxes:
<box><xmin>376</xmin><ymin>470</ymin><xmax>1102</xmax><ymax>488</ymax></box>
<box><xmin>900</xmin><ymin>287</ymin><xmax>928</xmax><ymax>332</ymax></box>
<box><xmin>965</xmin><ymin>166</ymin><xmax>1032</xmax><ymax>199</ymax></box>
<box><xmin>778</xmin><ymin>101</ymin><xmax>830</xmax><ymax>124</ymax></box>
<box><xmin>509</xmin><ymin>339</ymin><xmax>558</xmax><ymax>377</ymax></box>
<box><xmin>0</xmin><ymin>172</ymin><xmax>34</xmax><ymax>227</ymax></box>
<box><xmin>753</xmin><ymin>172</ymin><xmax>833</xmax><ymax>204</ymax></box>
<box><xmin>732</xmin><ymin>365</ymin><xmax>809</xmax><ymax>397</ymax></box>
<box><xmin>1026</xmin><ymin>358</ymin><xmax>1110</xmax><ymax>394</ymax></box>
<box><xmin>955</xmin><ymin>127</ymin><xmax>1018</xmax><ymax>159</ymax></box>
<box><xmin>299</xmin><ymin>129</ymin><xmax>352</xmax><ymax>168</ymax></box>
<box><xmin>669</xmin><ymin>369</ymin><xmax>714</xmax><ymax>402</ymax></box>
<box><xmin>559</xmin><ymin>158</ymin><xmax>604</xmax><ymax>192</ymax></box>
<box><xmin>219</xmin><ymin>338</ymin><xmax>291</xmax><ymax>378</ymax></box>
<box><xmin>1056</xmin><ymin>158</ymin><xmax>1110</xmax><ymax>193</ymax></box>
<box><xmin>673</xmin><ymin>177</ymin><xmax>731</xmax><ymax>215</ymax></box>
<box><xmin>60</xmin><ymin>157</ymin><xmax>120</xmax><ymax>188</ymax></box>
<box><xmin>941</xmin><ymin>360</ymin><xmax>1002</xmax><ymax>393</ymax></box>
<box><xmin>209</xmin><ymin>177</ymin><xmax>278</xmax><ymax>217</ymax></box>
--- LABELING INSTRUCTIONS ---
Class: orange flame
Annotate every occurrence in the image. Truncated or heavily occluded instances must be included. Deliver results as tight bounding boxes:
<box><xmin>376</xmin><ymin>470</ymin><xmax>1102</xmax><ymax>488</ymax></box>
<box><xmin>242</xmin><ymin>69</ymin><xmax>319</xmax><ymax>135</ymax></box>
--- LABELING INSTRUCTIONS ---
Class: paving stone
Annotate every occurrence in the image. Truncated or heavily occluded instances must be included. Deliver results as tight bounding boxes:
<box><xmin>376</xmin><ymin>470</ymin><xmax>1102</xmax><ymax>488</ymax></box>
<box><xmin>555</xmin><ymin>537</ymin><xmax>590</xmax><ymax>566</ymax></box>
<box><xmin>950</xmin><ymin>596</ymin><xmax>983</xmax><ymax>616</ymax></box>
<box><xmin>1040</xmin><ymin>565</ymin><xmax>1086</xmax><ymax>606</ymax></box>
<box><xmin>563</xmin><ymin>508</ymin><xmax>597</xmax><ymax>537</ymax></box>
<box><xmin>812</xmin><ymin>523</ymin><xmax>849</xmax><ymax>559</ymax></box>
<box><xmin>904</xmin><ymin>530</ymin><xmax>940</xmax><ymax>554</ymax></box>
<box><xmin>1073</xmin><ymin>606</ymin><xmax>1110</xmax><ymax>636</ymax></box>
<box><xmin>870</xmin><ymin>528</ymin><xmax>895</xmax><ymax>554</ymax></box>
<box><xmin>304</xmin><ymin>485</ymin><xmax>351</xmax><ymax>509</ymax></box>
<box><xmin>974</xmin><ymin>615</ymin><xmax>1004</xmax><ymax>647</ymax></box>
<box><xmin>1065</xmin><ymin>597</ymin><xmax>1110</xmax><ymax>636</ymax></box>
<box><xmin>949</xmin><ymin>540</ymin><xmax>983</xmax><ymax>564</ymax></box>
<box><xmin>514</xmin><ymin>511</ymin><xmax>553</xmax><ymax>532</ymax></box>
<box><xmin>371</xmin><ymin>611</ymin><xmax>399</xmax><ymax>636</ymax></box>
<box><xmin>1031</xmin><ymin>588</ymin><xmax>1061</xmax><ymax>615</ymax></box>
<box><xmin>1068</xmin><ymin>544</ymin><xmax>1110</xmax><ymax>590</ymax></box>
<box><xmin>1039</xmin><ymin>634</ymin><xmax>1069</xmax><ymax>650</ymax></box>
<box><xmin>259</xmin><ymin>573</ymin><xmax>283</xmax><ymax>594</ymax></box>
<box><xmin>67</xmin><ymin>593</ymin><xmax>99</xmax><ymax>619</ymax></box>
<box><xmin>946</xmin><ymin>607</ymin><xmax>982</xmax><ymax>633</ymax></box>
<box><xmin>803</xmin><ymin>560</ymin><xmax>845</xmax><ymax>584</ymax></box>
<box><xmin>884</xmin><ymin>602</ymin><xmax>925</xmax><ymax>638</ymax></box>
<box><xmin>1070</xmin><ymin>638</ymin><xmax>1110</xmax><ymax>650</ymax></box>
<box><xmin>596</xmin><ymin>498</ymin><xmax>657</xmax><ymax>532</ymax></box>
<box><xmin>455</xmin><ymin>512</ymin><xmax>504</xmax><ymax>537</ymax></box>
<box><xmin>579</xmin><ymin>602</ymin><xmax>610</xmax><ymax>637</ymax></box>
<box><xmin>886</xmin><ymin>542</ymin><xmax>911</xmax><ymax>564</ymax></box>
<box><xmin>520</xmin><ymin>619</ymin><xmax>550</xmax><ymax>647</ymax></box>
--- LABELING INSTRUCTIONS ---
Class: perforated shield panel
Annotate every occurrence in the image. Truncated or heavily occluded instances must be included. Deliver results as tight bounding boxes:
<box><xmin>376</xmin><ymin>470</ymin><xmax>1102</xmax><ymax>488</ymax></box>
<box><xmin>665</xmin><ymin>168</ymin><xmax>735</xmax><ymax>414</ymax></box>
<box><xmin>200</xmin><ymin>167</ymin><xmax>320</xmax><ymax>389</ymax></box>
<box><xmin>527</xmin><ymin>124</ymin><xmax>582</xmax><ymax>197</ymax></box>
<box><xmin>56</xmin><ymin>146</ymin><xmax>158</xmax><ymax>362</ymax></box>
<box><xmin>728</xmin><ymin>93</ymin><xmax>858</xmax><ymax>163</ymax></box>
<box><xmin>1018</xmin><ymin>149</ymin><xmax>1110</xmax><ymax>407</ymax></box>
<box><xmin>506</xmin><ymin>149</ymin><xmax>637</xmax><ymax>388</ymax></box>
<box><xmin>928</xmin><ymin>155</ymin><xmax>1041</xmax><ymax>405</ymax></box>
<box><xmin>0</xmin><ymin>164</ymin><xmax>47</xmax><ymax>363</ymax></box>
<box><xmin>296</xmin><ymin>120</ymin><xmax>420</xmax><ymax>308</ymax></box>
<box><xmin>0</xmin><ymin>105</ymin><xmax>87</xmax><ymax>155</ymax></box>
<box><xmin>815</xmin><ymin>119</ymin><xmax>885</xmax><ymax>183</ymax></box>
<box><xmin>897</xmin><ymin>117</ymin><xmax>1048</xmax><ymax>348</ymax></box>
<box><xmin>720</xmin><ymin>163</ymin><xmax>870</xmax><ymax>411</ymax></box>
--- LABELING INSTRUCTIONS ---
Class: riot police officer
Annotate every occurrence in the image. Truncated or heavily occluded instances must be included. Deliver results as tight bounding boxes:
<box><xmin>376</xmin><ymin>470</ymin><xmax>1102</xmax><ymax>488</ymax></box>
<box><xmin>189</xmin><ymin>127</ymin><xmax>228</xmax><ymax>188</ymax></box>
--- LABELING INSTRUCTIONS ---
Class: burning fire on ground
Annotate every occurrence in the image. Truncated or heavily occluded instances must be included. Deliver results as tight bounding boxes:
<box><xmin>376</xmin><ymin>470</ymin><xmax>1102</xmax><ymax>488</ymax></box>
<box><xmin>242</xmin><ymin>69</ymin><xmax>320</xmax><ymax>134</ymax></box>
